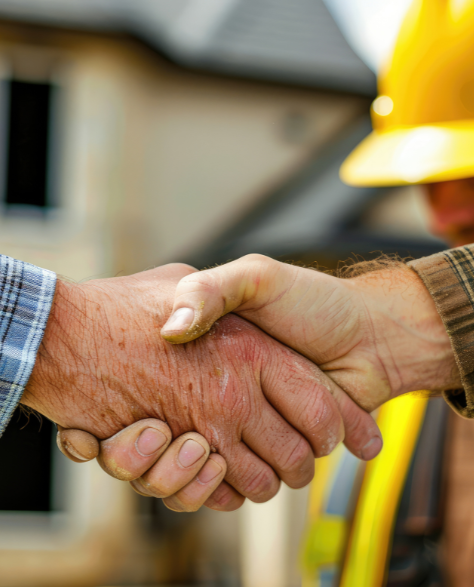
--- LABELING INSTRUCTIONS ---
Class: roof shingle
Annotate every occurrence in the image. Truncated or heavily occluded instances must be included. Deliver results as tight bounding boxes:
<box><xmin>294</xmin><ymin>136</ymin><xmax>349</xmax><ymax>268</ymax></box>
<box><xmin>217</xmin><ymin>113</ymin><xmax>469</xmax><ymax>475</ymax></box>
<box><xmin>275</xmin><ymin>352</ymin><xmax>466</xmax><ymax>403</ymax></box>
<box><xmin>0</xmin><ymin>0</ymin><xmax>375</xmax><ymax>95</ymax></box>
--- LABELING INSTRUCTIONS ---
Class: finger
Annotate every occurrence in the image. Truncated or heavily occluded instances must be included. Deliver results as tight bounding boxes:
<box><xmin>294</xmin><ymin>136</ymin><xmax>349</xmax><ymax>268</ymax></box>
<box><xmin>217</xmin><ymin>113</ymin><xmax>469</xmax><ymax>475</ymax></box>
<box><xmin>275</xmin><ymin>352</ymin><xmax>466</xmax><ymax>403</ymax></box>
<box><xmin>241</xmin><ymin>402</ymin><xmax>315</xmax><ymax>489</ymax></box>
<box><xmin>161</xmin><ymin>254</ymin><xmax>280</xmax><ymax>343</ymax></box>
<box><xmin>328</xmin><ymin>379</ymin><xmax>383</xmax><ymax>461</ymax></box>
<box><xmin>261</xmin><ymin>344</ymin><xmax>382</xmax><ymax>461</ymax></box>
<box><xmin>204</xmin><ymin>481</ymin><xmax>246</xmax><ymax>512</ymax></box>
<box><xmin>162</xmin><ymin>454</ymin><xmax>227</xmax><ymax>512</ymax></box>
<box><xmin>129</xmin><ymin>482</ymin><xmax>152</xmax><ymax>497</ymax></box>
<box><xmin>57</xmin><ymin>425</ymin><xmax>99</xmax><ymax>463</ymax></box>
<box><xmin>133</xmin><ymin>432</ymin><xmax>211</xmax><ymax>498</ymax></box>
<box><xmin>98</xmin><ymin>419</ymin><xmax>172</xmax><ymax>481</ymax></box>
<box><xmin>200</xmin><ymin>316</ymin><xmax>330</xmax><ymax>495</ymax></box>
<box><xmin>134</xmin><ymin>476</ymin><xmax>246</xmax><ymax>513</ymax></box>
<box><xmin>261</xmin><ymin>343</ymin><xmax>345</xmax><ymax>458</ymax></box>
<box><xmin>222</xmin><ymin>441</ymin><xmax>281</xmax><ymax>504</ymax></box>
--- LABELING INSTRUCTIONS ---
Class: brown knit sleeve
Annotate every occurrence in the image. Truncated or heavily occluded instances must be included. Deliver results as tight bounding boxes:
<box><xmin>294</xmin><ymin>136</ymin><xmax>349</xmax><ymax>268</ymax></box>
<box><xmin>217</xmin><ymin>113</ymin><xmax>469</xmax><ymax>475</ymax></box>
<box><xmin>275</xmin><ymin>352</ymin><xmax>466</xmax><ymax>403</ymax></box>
<box><xmin>409</xmin><ymin>246</ymin><xmax>474</xmax><ymax>418</ymax></box>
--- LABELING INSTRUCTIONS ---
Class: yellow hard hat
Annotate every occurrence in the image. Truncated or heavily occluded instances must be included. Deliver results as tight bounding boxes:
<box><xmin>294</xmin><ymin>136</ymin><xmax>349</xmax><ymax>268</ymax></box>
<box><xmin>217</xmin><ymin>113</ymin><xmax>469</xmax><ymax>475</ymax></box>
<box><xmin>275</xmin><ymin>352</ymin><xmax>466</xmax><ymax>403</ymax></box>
<box><xmin>341</xmin><ymin>0</ymin><xmax>474</xmax><ymax>187</ymax></box>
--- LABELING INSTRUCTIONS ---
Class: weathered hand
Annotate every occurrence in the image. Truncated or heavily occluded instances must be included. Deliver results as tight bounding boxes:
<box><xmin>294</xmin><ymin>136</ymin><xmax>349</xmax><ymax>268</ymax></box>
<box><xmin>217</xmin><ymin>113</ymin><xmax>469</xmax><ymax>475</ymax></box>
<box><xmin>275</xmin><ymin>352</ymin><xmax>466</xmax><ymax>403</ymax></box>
<box><xmin>22</xmin><ymin>263</ymin><xmax>381</xmax><ymax>504</ymax></box>
<box><xmin>162</xmin><ymin>255</ymin><xmax>460</xmax><ymax>412</ymax></box>
<box><xmin>57</xmin><ymin>422</ymin><xmax>235</xmax><ymax>512</ymax></box>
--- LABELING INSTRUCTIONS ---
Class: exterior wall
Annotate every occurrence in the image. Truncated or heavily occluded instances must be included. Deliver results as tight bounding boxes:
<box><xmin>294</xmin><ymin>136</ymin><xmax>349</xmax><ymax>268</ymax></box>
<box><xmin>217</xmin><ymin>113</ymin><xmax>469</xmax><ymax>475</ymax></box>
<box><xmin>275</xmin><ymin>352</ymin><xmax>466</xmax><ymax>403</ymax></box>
<box><xmin>0</xmin><ymin>23</ymin><xmax>370</xmax><ymax>587</ymax></box>
<box><xmin>0</xmin><ymin>24</ymin><xmax>369</xmax><ymax>280</ymax></box>
<box><xmin>114</xmin><ymin>58</ymin><xmax>369</xmax><ymax>273</ymax></box>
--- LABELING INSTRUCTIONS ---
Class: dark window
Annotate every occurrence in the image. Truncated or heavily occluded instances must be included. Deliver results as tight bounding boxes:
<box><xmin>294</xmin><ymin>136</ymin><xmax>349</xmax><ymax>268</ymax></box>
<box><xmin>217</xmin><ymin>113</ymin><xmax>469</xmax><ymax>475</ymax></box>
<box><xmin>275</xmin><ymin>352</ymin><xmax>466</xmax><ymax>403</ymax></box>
<box><xmin>5</xmin><ymin>80</ymin><xmax>53</xmax><ymax>209</ymax></box>
<box><xmin>0</xmin><ymin>409</ymin><xmax>54</xmax><ymax>512</ymax></box>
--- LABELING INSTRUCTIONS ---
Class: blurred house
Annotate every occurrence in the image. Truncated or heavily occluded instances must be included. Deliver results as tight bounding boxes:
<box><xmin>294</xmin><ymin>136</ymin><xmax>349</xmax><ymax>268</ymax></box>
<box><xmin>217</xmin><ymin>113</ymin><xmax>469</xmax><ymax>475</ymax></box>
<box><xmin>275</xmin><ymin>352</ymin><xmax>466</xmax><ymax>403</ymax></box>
<box><xmin>0</xmin><ymin>1</ymin><xmax>443</xmax><ymax>587</ymax></box>
<box><xmin>0</xmin><ymin>0</ymin><xmax>377</xmax><ymax>281</ymax></box>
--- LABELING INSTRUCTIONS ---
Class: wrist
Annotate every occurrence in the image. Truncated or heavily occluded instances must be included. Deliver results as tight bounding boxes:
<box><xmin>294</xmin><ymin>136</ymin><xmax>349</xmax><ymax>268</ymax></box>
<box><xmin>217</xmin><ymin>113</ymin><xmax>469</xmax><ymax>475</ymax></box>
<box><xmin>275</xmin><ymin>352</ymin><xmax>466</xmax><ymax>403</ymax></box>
<box><xmin>353</xmin><ymin>266</ymin><xmax>460</xmax><ymax>397</ymax></box>
<box><xmin>22</xmin><ymin>279</ymin><xmax>99</xmax><ymax>427</ymax></box>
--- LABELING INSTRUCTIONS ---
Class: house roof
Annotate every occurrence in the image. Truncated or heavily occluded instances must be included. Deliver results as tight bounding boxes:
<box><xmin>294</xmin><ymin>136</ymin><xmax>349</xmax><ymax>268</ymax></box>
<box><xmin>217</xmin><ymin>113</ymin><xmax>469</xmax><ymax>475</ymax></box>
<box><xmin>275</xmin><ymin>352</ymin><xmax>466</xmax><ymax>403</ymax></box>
<box><xmin>0</xmin><ymin>0</ymin><xmax>376</xmax><ymax>95</ymax></box>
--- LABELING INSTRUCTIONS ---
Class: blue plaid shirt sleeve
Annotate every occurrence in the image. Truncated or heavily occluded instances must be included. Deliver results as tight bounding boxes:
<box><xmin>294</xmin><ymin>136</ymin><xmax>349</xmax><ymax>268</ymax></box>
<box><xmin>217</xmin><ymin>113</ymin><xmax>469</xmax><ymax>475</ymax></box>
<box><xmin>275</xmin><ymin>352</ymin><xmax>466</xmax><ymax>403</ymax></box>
<box><xmin>0</xmin><ymin>255</ymin><xmax>56</xmax><ymax>437</ymax></box>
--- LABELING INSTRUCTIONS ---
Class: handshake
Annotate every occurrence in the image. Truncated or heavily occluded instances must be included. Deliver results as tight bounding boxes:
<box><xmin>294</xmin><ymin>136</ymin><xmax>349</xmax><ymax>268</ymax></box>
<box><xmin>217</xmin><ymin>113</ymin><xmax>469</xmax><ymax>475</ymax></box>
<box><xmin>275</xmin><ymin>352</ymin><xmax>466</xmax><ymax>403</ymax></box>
<box><xmin>24</xmin><ymin>254</ymin><xmax>459</xmax><ymax>513</ymax></box>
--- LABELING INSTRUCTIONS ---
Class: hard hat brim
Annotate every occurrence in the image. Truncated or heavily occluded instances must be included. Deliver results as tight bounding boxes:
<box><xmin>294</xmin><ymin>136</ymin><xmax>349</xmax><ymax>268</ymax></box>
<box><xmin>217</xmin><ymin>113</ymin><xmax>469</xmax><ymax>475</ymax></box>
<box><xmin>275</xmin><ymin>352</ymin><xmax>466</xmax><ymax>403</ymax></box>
<box><xmin>340</xmin><ymin>121</ymin><xmax>474</xmax><ymax>187</ymax></box>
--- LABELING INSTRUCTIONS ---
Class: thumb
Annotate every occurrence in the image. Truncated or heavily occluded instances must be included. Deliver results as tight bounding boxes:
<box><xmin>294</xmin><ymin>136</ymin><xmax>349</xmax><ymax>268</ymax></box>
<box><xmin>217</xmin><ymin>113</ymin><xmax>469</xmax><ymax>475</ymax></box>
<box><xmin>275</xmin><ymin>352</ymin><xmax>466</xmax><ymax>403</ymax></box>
<box><xmin>161</xmin><ymin>254</ymin><xmax>291</xmax><ymax>344</ymax></box>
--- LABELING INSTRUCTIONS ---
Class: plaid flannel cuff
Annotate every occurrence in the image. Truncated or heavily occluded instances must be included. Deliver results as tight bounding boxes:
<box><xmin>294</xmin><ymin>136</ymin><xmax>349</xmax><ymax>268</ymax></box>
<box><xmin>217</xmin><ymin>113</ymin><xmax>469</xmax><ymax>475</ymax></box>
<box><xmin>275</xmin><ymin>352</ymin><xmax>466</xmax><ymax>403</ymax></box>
<box><xmin>0</xmin><ymin>255</ymin><xmax>56</xmax><ymax>436</ymax></box>
<box><xmin>409</xmin><ymin>245</ymin><xmax>474</xmax><ymax>418</ymax></box>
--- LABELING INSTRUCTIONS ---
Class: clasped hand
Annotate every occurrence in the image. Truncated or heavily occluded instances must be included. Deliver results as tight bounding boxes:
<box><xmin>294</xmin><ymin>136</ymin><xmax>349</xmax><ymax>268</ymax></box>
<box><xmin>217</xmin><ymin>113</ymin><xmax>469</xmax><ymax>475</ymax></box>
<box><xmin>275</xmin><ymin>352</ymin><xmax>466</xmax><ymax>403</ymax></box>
<box><xmin>26</xmin><ymin>255</ymin><xmax>458</xmax><ymax>512</ymax></box>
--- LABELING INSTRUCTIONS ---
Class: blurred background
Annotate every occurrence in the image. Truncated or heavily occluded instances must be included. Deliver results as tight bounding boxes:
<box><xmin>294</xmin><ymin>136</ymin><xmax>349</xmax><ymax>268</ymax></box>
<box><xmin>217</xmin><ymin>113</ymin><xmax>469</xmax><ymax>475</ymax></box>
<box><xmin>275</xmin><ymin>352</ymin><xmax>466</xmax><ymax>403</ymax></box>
<box><xmin>0</xmin><ymin>1</ymin><xmax>445</xmax><ymax>586</ymax></box>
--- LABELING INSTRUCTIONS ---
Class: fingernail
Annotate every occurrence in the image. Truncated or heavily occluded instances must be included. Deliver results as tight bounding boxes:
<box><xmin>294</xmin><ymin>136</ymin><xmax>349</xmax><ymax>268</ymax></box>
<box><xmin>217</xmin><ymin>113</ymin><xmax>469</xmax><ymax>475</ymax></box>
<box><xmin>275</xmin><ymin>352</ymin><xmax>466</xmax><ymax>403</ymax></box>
<box><xmin>163</xmin><ymin>308</ymin><xmax>195</xmax><ymax>334</ymax></box>
<box><xmin>136</xmin><ymin>428</ymin><xmax>167</xmax><ymax>456</ymax></box>
<box><xmin>130</xmin><ymin>479</ymin><xmax>153</xmax><ymax>497</ymax></box>
<box><xmin>178</xmin><ymin>439</ymin><xmax>206</xmax><ymax>468</ymax></box>
<box><xmin>197</xmin><ymin>459</ymin><xmax>223</xmax><ymax>484</ymax></box>
<box><xmin>64</xmin><ymin>443</ymin><xmax>89</xmax><ymax>461</ymax></box>
<box><xmin>361</xmin><ymin>437</ymin><xmax>383</xmax><ymax>461</ymax></box>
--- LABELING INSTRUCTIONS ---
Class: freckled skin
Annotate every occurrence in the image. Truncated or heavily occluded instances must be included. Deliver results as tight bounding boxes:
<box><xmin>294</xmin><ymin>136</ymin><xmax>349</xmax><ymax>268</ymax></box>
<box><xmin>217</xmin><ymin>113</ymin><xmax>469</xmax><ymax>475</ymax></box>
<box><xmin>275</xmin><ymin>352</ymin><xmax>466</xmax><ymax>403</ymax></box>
<box><xmin>23</xmin><ymin>264</ymin><xmax>368</xmax><ymax>500</ymax></box>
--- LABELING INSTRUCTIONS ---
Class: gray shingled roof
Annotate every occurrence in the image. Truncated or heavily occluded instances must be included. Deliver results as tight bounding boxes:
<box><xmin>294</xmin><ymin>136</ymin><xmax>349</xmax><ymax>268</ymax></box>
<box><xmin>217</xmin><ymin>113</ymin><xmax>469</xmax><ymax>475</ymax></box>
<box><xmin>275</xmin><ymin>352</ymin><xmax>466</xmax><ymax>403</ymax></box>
<box><xmin>0</xmin><ymin>0</ymin><xmax>376</xmax><ymax>95</ymax></box>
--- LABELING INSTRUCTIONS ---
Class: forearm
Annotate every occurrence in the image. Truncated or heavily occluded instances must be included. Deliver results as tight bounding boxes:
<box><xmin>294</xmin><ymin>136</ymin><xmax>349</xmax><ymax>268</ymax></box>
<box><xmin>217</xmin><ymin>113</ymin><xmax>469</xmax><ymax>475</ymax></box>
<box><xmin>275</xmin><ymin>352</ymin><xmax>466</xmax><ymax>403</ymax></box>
<box><xmin>348</xmin><ymin>264</ymin><xmax>461</xmax><ymax>399</ymax></box>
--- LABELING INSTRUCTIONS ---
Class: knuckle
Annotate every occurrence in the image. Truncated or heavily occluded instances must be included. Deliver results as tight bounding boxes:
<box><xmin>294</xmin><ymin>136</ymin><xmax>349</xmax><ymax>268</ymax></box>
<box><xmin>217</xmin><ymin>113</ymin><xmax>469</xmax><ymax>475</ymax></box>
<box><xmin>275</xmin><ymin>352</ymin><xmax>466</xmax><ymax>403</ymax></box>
<box><xmin>205</xmin><ymin>486</ymin><xmax>245</xmax><ymax>512</ymax></box>
<box><xmin>241</xmin><ymin>253</ymin><xmax>272</xmax><ymax>268</ymax></box>
<box><xmin>300</xmin><ymin>389</ymin><xmax>344</xmax><ymax>457</ymax></box>
<box><xmin>205</xmin><ymin>484</ymin><xmax>236</xmax><ymax>510</ymax></box>
<box><xmin>167</xmin><ymin>262</ymin><xmax>197</xmax><ymax>274</ymax></box>
<box><xmin>180</xmin><ymin>272</ymin><xmax>219</xmax><ymax>294</ymax></box>
<box><xmin>243</xmin><ymin>469</ymin><xmax>279</xmax><ymax>503</ymax></box>
<box><xmin>278</xmin><ymin>436</ymin><xmax>313</xmax><ymax>476</ymax></box>
<box><xmin>174</xmin><ymin>272</ymin><xmax>225</xmax><ymax>315</ymax></box>
<box><xmin>302</xmin><ymin>388</ymin><xmax>340</xmax><ymax>436</ymax></box>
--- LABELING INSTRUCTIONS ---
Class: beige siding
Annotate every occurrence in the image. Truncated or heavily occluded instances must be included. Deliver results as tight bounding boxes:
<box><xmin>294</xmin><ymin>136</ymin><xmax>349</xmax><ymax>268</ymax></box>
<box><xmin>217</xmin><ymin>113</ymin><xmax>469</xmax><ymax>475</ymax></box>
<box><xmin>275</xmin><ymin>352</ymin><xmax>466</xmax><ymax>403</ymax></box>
<box><xmin>0</xmin><ymin>29</ymin><xmax>368</xmax><ymax>280</ymax></box>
